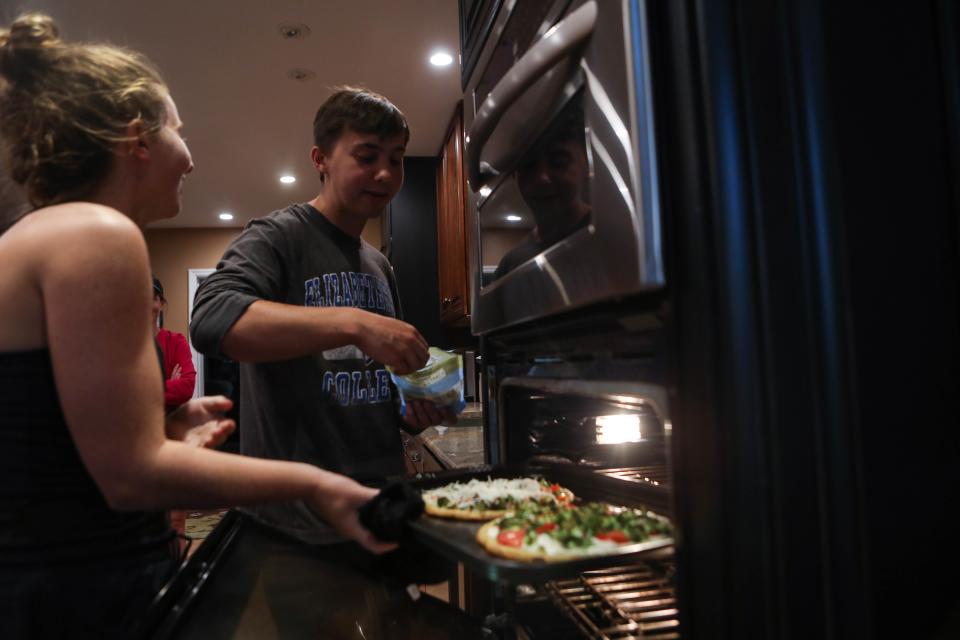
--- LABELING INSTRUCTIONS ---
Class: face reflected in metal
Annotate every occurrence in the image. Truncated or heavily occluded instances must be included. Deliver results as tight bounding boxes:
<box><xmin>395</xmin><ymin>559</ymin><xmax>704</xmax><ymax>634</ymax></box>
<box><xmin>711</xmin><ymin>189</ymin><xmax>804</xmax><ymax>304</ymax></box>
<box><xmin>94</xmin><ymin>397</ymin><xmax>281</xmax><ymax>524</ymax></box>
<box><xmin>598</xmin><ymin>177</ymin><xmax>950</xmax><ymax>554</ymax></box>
<box><xmin>516</xmin><ymin>134</ymin><xmax>591</xmax><ymax>242</ymax></box>
<box><xmin>487</xmin><ymin>96</ymin><xmax>591</xmax><ymax>282</ymax></box>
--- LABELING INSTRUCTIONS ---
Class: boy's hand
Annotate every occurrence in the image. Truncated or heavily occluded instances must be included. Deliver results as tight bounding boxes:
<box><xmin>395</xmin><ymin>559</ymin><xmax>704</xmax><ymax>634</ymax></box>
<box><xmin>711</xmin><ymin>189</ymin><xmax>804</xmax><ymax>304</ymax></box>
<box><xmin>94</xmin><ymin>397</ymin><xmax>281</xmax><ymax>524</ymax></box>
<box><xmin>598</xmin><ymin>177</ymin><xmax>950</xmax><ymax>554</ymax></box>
<box><xmin>401</xmin><ymin>400</ymin><xmax>458</xmax><ymax>434</ymax></box>
<box><xmin>354</xmin><ymin>311</ymin><xmax>429</xmax><ymax>374</ymax></box>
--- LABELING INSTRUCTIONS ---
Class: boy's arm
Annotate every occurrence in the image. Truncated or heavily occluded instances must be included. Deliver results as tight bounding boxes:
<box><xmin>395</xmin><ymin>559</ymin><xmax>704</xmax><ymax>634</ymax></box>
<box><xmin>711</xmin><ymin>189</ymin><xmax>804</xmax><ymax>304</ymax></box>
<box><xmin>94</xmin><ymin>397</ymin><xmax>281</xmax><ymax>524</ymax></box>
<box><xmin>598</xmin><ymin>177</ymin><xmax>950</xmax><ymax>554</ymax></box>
<box><xmin>189</xmin><ymin>218</ymin><xmax>287</xmax><ymax>358</ymax></box>
<box><xmin>190</xmin><ymin>219</ymin><xmax>428</xmax><ymax>373</ymax></box>
<box><xmin>221</xmin><ymin>300</ymin><xmax>427</xmax><ymax>373</ymax></box>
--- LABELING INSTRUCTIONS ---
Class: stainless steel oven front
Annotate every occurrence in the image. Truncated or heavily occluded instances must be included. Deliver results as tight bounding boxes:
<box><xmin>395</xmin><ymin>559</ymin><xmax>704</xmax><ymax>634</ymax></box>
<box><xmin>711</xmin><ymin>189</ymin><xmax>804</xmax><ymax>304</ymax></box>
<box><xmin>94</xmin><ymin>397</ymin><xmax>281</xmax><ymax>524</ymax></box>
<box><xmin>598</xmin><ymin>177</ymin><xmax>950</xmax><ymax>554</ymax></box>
<box><xmin>464</xmin><ymin>0</ymin><xmax>663</xmax><ymax>335</ymax></box>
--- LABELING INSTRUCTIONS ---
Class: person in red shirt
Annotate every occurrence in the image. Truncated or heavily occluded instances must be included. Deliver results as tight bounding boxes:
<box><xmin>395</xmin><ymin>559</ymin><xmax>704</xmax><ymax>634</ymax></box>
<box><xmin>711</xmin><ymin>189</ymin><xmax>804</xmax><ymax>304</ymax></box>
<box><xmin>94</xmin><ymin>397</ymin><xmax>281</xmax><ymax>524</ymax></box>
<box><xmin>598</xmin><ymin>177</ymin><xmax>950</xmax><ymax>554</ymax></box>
<box><xmin>152</xmin><ymin>276</ymin><xmax>197</xmax><ymax>547</ymax></box>
<box><xmin>152</xmin><ymin>276</ymin><xmax>197</xmax><ymax>412</ymax></box>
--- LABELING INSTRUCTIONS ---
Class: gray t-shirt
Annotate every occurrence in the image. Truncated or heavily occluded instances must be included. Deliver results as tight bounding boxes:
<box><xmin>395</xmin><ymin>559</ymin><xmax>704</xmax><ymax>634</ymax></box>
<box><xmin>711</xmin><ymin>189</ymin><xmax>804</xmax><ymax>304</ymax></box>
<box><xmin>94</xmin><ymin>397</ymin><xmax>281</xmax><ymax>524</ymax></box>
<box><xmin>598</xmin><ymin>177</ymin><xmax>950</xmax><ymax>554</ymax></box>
<box><xmin>190</xmin><ymin>203</ymin><xmax>405</xmax><ymax>543</ymax></box>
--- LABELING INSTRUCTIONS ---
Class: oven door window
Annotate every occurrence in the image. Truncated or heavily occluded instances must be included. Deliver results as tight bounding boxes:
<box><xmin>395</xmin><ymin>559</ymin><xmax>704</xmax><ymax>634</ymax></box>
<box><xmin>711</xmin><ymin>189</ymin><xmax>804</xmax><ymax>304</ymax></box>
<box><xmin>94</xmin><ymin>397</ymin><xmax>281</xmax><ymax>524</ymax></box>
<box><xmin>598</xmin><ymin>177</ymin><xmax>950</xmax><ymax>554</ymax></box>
<box><xmin>480</xmin><ymin>93</ymin><xmax>590</xmax><ymax>284</ymax></box>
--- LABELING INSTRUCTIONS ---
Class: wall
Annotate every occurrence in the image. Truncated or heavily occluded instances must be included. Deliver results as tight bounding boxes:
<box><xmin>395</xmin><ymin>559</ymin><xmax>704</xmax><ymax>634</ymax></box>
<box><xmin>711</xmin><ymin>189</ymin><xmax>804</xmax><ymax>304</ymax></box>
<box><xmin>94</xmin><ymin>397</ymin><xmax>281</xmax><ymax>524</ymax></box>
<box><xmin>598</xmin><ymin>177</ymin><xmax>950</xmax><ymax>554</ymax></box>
<box><xmin>145</xmin><ymin>220</ymin><xmax>382</xmax><ymax>337</ymax></box>
<box><xmin>144</xmin><ymin>229</ymin><xmax>239</xmax><ymax>337</ymax></box>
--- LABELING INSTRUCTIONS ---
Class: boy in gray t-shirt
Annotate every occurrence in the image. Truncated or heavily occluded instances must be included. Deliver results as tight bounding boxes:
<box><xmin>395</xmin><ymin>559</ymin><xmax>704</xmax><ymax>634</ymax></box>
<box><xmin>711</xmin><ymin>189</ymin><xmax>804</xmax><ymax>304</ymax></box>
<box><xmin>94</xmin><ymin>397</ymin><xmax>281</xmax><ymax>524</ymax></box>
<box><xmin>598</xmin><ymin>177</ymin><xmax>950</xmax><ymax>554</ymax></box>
<box><xmin>191</xmin><ymin>87</ymin><xmax>454</xmax><ymax>543</ymax></box>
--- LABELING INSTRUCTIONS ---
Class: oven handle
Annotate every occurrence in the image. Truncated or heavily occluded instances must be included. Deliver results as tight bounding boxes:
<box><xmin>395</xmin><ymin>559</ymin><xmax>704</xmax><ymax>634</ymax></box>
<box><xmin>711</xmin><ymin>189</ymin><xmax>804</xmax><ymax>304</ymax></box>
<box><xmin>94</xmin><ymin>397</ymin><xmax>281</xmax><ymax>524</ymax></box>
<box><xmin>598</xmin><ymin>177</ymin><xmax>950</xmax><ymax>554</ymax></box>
<box><xmin>465</xmin><ymin>0</ymin><xmax>598</xmax><ymax>190</ymax></box>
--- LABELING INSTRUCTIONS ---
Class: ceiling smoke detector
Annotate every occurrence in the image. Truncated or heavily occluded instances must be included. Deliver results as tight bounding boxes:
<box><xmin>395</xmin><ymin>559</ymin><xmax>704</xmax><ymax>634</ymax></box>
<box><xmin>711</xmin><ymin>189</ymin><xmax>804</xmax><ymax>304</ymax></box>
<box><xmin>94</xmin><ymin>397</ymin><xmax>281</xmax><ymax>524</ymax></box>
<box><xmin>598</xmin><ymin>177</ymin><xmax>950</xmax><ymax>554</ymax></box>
<box><xmin>287</xmin><ymin>68</ymin><xmax>316</xmax><ymax>82</ymax></box>
<box><xmin>277</xmin><ymin>22</ymin><xmax>311</xmax><ymax>39</ymax></box>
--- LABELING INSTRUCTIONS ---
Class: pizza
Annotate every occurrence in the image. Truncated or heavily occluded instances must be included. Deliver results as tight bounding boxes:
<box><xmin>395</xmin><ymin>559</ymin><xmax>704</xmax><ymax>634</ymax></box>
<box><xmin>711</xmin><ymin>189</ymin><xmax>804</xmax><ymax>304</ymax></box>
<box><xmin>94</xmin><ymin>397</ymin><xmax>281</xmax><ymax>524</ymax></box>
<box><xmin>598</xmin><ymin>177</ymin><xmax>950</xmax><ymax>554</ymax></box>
<box><xmin>476</xmin><ymin>501</ymin><xmax>671</xmax><ymax>562</ymax></box>
<box><xmin>421</xmin><ymin>477</ymin><xmax>574</xmax><ymax>521</ymax></box>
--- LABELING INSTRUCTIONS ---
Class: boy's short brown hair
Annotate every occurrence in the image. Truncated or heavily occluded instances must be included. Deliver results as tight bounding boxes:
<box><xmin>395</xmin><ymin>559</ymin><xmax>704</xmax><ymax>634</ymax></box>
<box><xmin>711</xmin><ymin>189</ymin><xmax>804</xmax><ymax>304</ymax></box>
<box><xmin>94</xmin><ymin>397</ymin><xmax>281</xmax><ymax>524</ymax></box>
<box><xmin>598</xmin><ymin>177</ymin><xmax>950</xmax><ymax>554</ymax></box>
<box><xmin>312</xmin><ymin>86</ymin><xmax>409</xmax><ymax>154</ymax></box>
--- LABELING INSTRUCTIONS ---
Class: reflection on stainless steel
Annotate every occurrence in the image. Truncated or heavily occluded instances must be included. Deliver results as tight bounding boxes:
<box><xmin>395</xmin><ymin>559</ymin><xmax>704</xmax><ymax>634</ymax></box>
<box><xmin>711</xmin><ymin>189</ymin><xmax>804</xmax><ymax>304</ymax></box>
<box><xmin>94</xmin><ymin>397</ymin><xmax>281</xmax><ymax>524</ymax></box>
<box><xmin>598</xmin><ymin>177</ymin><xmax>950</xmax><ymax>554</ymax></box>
<box><xmin>467</xmin><ymin>2</ymin><xmax>598</xmax><ymax>188</ymax></box>
<box><xmin>468</xmin><ymin>0</ymin><xmax>665</xmax><ymax>334</ymax></box>
<box><xmin>582</xmin><ymin>60</ymin><xmax>633</xmax><ymax>171</ymax></box>
<box><xmin>627</xmin><ymin>0</ymin><xmax>663</xmax><ymax>276</ymax></box>
<box><xmin>534</xmin><ymin>254</ymin><xmax>572</xmax><ymax>305</ymax></box>
<box><xmin>587</xmin><ymin>128</ymin><xmax>640</xmax><ymax>238</ymax></box>
<box><xmin>484</xmin><ymin>93</ymin><xmax>591</xmax><ymax>283</ymax></box>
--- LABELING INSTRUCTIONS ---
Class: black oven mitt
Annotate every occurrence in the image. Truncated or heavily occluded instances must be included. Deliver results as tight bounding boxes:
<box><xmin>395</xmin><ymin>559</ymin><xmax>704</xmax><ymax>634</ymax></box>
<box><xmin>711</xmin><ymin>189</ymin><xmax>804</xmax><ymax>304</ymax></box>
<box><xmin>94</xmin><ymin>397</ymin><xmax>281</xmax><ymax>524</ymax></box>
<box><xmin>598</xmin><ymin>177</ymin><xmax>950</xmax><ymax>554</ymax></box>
<box><xmin>359</xmin><ymin>481</ymin><xmax>456</xmax><ymax>586</ymax></box>
<box><xmin>358</xmin><ymin>480</ymin><xmax>424</xmax><ymax>542</ymax></box>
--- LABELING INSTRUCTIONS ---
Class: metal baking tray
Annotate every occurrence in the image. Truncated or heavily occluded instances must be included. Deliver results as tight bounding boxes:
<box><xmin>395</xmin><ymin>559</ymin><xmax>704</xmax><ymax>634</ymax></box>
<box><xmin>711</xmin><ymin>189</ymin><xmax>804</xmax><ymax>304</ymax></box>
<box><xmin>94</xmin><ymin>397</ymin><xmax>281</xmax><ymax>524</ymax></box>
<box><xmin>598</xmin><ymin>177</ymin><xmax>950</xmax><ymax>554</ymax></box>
<box><xmin>406</xmin><ymin>464</ymin><xmax>674</xmax><ymax>583</ymax></box>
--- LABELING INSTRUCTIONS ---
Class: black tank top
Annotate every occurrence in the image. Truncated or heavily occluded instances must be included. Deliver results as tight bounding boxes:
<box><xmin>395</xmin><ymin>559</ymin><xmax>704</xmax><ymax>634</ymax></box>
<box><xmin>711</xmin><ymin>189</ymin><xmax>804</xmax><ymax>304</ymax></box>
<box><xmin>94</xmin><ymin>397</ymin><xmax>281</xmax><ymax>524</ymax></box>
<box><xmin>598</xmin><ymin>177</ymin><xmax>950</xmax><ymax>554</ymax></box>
<box><xmin>0</xmin><ymin>349</ymin><xmax>174</xmax><ymax>565</ymax></box>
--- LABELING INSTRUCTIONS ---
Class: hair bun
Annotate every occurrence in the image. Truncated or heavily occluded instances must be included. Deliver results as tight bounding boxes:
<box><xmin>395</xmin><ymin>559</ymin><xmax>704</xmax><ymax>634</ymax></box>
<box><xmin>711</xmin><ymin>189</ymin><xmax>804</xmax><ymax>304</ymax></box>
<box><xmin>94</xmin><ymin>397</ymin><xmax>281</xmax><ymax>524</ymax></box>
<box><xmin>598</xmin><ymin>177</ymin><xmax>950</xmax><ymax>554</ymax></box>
<box><xmin>0</xmin><ymin>13</ymin><xmax>62</xmax><ymax>81</ymax></box>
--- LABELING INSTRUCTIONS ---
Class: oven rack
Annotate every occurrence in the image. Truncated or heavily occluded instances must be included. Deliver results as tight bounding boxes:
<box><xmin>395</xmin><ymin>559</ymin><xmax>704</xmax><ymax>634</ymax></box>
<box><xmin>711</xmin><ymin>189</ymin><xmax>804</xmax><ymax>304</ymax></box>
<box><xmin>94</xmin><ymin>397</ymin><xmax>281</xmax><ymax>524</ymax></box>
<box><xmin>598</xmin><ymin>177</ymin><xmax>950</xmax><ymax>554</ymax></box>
<box><xmin>545</xmin><ymin>563</ymin><xmax>680</xmax><ymax>639</ymax></box>
<box><xmin>598</xmin><ymin>466</ymin><xmax>670</xmax><ymax>490</ymax></box>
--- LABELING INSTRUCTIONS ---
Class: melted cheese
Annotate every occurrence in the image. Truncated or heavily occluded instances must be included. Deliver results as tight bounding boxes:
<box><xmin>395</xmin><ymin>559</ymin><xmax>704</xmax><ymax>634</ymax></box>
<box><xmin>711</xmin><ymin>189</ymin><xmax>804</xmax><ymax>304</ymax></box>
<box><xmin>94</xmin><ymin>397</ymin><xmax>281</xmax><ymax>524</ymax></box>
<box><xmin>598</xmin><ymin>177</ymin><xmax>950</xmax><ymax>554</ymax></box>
<box><xmin>531</xmin><ymin>533</ymin><xmax>620</xmax><ymax>557</ymax></box>
<box><xmin>423</xmin><ymin>477</ymin><xmax>547</xmax><ymax>509</ymax></box>
<box><xmin>531</xmin><ymin>533</ymin><xmax>566</xmax><ymax>556</ymax></box>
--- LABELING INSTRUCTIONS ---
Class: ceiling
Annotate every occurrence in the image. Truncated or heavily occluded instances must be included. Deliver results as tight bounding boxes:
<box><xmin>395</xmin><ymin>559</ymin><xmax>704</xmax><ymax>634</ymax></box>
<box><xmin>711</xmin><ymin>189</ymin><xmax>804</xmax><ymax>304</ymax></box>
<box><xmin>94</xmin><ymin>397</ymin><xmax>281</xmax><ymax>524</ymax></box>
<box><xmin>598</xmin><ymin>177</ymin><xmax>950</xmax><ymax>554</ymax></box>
<box><xmin>8</xmin><ymin>0</ymin><xmax>462</xmax><ymax>227</ymax></box>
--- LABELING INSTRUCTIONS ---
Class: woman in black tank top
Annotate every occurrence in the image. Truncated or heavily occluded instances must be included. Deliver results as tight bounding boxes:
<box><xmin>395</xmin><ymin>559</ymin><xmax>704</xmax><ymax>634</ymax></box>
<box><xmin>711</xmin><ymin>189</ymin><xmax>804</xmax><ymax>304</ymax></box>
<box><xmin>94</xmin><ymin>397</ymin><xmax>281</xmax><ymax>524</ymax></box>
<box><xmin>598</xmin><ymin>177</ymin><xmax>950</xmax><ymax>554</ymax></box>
<box><xmin>0</xmin><ymin>13</ymin><xmax>396</xmax><ymax>639</ymax></box>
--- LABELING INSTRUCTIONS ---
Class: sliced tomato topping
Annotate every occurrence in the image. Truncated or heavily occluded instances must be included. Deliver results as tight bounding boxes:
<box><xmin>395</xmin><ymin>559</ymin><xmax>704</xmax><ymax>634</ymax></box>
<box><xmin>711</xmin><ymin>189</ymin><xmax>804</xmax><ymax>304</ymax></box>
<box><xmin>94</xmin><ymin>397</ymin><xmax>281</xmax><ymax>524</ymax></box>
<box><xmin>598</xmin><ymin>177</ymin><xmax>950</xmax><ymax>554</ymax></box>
<box><xmin>550</xmin><ymin>483</ymin><xmax>561</xmax><ymax>493</ymax></box>
<box><xmin>497</xmin><ymin>528</ymin><xmax>526</xmax><ymax>547</ymax></box>
<box><xmin>596</xmin><ymin>530</ymin><xmax>630</xmax><ymax>543</ymax></box>
<box><xmin>535</xmin><ymin>522</ymin><xmax>557</xmax><ymax>534</ymax></box>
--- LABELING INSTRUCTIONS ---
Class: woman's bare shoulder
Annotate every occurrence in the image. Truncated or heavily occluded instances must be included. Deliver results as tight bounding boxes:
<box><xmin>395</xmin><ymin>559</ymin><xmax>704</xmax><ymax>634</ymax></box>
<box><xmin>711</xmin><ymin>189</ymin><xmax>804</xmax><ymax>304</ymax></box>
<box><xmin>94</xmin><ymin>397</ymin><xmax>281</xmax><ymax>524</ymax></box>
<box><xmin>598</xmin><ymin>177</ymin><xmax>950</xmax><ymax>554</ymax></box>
<box><xmin>8</xmin><ymin>203</ymin><xmax>148</xmax><ymax>286</ymax></box>
<box><xmin>19</xmin><ymin>202</ymin><xmax>139</xmax><ymax>238</ymax></box>
<box><xmin>15</xmin><ymin>203</ymin><xmax>143</xmax><ymax>257</ymax></box>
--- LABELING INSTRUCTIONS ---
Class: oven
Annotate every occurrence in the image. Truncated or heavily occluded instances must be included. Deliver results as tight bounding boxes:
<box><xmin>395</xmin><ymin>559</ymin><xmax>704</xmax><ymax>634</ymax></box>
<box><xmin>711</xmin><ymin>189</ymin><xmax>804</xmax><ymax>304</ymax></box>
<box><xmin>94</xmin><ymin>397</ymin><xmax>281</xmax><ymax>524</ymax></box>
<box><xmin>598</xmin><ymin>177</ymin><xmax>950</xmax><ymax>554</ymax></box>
<box><xmin>465</xmin><ymin>307</ymin><xmax>680</xmax><ymax>639</ymax></box>
<box><xmin>461</xmin><ymin>0</ymin><xmax>960</xmax><ymax>639</ymax></box>
<box><xmin>455</xmin><ymin>2</ymin><xmax>683</xmax><ymax>633</ymax></box>
<box><xmin>464</xmin><ymin>0</ymin><xmax>664</xmax><ymax>335</ymax></box>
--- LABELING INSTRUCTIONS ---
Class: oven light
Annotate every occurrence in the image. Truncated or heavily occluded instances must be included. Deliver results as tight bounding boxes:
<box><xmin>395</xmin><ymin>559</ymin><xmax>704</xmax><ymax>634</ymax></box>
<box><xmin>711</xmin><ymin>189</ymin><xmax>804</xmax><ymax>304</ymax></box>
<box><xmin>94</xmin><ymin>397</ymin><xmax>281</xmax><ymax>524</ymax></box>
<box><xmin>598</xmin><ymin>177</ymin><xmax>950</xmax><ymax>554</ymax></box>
<box><xmin>479</xmin><ymin>186</ymin><xmax>492</xmax><ymax>197</ymax></box>
<box><xmin>595</xmin><ymin>414</ymin><xmax>642</xmax><ymax>444</ymax></box>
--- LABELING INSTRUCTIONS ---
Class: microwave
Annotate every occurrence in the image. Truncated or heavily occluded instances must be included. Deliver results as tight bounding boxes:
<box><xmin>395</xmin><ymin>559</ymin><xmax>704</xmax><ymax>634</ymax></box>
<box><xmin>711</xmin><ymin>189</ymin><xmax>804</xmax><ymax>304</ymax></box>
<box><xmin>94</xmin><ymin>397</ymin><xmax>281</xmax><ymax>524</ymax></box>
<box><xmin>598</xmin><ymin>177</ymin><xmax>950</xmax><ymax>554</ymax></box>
<box><xmin>463</xmin><ymin>0</ymin><xmax>664</xmax><ymax>335</ymax></box>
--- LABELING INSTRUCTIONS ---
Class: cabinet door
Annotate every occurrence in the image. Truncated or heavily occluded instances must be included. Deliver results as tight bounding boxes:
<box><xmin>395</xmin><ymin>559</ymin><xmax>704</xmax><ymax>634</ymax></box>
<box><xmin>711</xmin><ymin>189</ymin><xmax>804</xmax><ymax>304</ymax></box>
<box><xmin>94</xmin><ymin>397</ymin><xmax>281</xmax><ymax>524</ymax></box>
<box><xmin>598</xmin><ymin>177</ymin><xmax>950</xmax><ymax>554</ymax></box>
<box><xmin>436</xmin><ymin>104</ymin><xmax>470</xmax><ymax>326</ymax></box>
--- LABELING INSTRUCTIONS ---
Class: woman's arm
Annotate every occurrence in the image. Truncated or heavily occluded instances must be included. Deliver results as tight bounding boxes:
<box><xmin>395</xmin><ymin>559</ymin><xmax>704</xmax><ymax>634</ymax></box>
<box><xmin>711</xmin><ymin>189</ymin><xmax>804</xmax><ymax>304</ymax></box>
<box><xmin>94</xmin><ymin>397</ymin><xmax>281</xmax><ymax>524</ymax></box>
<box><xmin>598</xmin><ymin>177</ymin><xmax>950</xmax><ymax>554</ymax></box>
<box><xmin>36</xmin><ymin>205</ymin><xmax>392</xmax><ymax>553</ymax></box>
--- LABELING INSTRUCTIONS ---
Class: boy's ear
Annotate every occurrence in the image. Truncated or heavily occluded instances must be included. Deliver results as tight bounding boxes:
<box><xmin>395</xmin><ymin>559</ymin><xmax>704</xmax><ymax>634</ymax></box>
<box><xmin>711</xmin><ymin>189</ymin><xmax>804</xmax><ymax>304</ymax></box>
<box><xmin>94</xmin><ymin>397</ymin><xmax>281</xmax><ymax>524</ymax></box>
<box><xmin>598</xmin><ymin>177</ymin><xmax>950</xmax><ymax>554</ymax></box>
<box><xmin>119</xmin><ymin>119</ymin><xmax>151</xmax><ymax>160</ymax></box>
<box><xmin>310</xmin><ymin>146</ymin><xmax>327</xmax><ymax>175</ymax></box>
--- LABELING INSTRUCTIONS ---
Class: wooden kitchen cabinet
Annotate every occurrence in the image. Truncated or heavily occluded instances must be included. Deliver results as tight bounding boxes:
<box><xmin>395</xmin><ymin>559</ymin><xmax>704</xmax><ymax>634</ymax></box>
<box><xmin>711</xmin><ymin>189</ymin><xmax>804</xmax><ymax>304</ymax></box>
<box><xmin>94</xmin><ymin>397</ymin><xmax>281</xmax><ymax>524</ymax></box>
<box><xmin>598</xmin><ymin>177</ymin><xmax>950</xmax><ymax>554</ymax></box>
<box><xmin>436</xmin><ymin>103</ymin><xmax>471</xmax><ymax>326</ymax></box>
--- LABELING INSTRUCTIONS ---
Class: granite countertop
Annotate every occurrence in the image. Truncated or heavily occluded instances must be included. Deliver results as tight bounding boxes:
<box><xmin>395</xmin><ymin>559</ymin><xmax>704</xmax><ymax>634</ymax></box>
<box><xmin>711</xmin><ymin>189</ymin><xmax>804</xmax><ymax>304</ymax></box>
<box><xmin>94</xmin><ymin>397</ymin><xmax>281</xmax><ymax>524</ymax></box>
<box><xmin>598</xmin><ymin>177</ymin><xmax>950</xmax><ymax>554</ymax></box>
<box><xmin>419</xmin><ymin>403</ymin><xmax>485</xmax><ymax>469</ymax></box>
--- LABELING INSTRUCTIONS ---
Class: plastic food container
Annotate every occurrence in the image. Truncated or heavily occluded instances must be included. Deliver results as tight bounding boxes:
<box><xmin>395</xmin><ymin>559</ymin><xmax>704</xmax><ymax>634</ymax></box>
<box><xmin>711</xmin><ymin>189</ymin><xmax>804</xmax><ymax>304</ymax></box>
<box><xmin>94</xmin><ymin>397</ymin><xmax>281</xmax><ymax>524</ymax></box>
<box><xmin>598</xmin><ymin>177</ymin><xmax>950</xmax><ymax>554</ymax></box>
<box><xmin>389</xmin><ymin>348</ymin><xmax>466</xmax><ymax>416</ymax></box>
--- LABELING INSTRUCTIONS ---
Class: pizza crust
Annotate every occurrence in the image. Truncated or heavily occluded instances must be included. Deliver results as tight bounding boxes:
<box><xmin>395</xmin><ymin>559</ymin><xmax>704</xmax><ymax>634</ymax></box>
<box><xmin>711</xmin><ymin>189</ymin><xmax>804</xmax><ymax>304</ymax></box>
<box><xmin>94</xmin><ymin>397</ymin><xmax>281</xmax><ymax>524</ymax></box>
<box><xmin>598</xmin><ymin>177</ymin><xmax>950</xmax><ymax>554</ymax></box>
<box><xmin>424</xmin><ymin>502</ymin><xmax>508</xmax><ymax>520</ymax></box>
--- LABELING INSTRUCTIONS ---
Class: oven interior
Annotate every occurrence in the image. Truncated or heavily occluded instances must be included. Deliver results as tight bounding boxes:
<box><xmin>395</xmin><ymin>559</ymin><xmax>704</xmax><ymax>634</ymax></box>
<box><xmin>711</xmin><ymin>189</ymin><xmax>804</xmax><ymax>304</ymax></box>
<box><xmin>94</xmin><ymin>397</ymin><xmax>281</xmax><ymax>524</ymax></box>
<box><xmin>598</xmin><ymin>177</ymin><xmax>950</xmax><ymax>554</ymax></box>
<box><xmin>480</xmin><ymin>373</ymin><xmax>679</xmax><ymax>639</ymax></box>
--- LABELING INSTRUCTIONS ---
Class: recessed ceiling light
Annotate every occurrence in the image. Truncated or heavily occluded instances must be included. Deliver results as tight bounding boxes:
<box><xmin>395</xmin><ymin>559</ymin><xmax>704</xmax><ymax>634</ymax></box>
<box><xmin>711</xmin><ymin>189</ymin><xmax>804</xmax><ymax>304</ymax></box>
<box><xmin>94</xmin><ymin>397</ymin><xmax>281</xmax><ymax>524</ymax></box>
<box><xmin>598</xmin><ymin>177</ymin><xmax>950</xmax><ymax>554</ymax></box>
<box><xmin>479</xmin><ymin>186</ymin><xmax>492</xmax><ymax>197</ymax></box>
<box><xmin>277</xmin><ymin>23</ymin><xmax>311</xmax><ymax>39</ymax></box>
<box><xmin>429</xmin><ymin>51</ymin><xmax>454</xmax><ymax>67</ymax></box>
<box><xmin>280</xmin><ymin>175</ymin><xmax>296</xmax><ymax>184</ymax></box>
<box><xmin>287</xmin><ymin>68</ymin><xmax>316</xmax><ymax>82</ymax></box>
<box><xmin>506</xmin><ymin>215</ymin><xmax>522</xmax><ymax>222</ymax></box>
<box><xmin>219</xmin><ymin>212</ymin><xmax>234</xmax><ymax>221</ymax></box>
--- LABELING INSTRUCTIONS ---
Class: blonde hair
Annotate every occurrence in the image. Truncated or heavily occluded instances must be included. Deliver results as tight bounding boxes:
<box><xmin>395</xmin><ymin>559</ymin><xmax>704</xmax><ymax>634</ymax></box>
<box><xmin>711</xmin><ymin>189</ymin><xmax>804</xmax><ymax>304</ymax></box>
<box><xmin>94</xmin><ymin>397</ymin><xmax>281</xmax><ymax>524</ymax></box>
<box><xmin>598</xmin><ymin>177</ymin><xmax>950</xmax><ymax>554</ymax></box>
<box><xmin>0</xmin><ymin>13</ymin><xmax>169</xmax><ymax>207</ymax></box>
<box><xmin>0</xmin><ymin>152</ymin><xmax>29</xmax><ymax>234</ymax></box>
